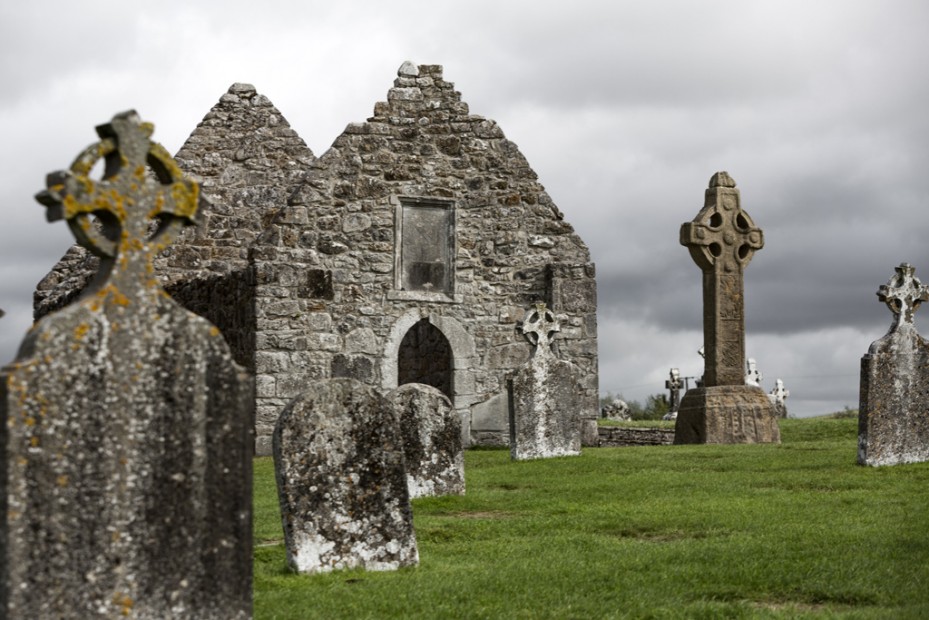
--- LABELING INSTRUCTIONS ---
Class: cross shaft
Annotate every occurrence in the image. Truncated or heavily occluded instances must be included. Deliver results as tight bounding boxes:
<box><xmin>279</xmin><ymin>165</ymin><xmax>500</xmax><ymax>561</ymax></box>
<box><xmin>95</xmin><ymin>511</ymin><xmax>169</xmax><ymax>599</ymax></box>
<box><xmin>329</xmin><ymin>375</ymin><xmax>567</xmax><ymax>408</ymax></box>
<box><xmin>680</xmin><ymin>172</ymin><xmax>764</xmax><ymax>387</ymax></box>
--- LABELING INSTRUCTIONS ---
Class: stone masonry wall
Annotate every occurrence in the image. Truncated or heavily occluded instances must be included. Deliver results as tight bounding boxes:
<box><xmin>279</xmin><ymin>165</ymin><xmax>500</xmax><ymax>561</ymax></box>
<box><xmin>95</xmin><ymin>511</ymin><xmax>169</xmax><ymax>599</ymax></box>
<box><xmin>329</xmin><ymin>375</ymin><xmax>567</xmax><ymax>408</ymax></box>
<box><xmin>250</xmin><ymin>62</ymin><xmax>598</xmax><ymax>453</ymax></box>
<box><xmin>32</xmin><ymin>65</ymin><xmax>599</xmax><ymax>456</ymax></box>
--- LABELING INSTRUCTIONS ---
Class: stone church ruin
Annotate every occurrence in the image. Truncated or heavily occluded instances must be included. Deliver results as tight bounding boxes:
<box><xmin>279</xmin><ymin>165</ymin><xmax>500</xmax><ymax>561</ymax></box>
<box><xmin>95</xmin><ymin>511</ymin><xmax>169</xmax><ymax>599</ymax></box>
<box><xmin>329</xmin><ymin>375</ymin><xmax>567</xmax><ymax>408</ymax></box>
<box><xmin>34</xmin><ymin>61</ymin><xmax>600</xmax><ymax>455</ymax></box>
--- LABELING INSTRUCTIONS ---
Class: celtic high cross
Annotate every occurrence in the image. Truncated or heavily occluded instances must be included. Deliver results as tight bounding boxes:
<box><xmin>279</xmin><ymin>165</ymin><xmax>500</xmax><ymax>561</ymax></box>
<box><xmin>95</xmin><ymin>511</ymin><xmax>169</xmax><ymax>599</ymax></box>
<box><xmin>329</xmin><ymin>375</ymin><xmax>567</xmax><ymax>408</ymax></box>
<box><xmin>35</xmin><ymin>110</ymin><xmax>201</xmax><ymax>302</ymax></box>
<box><xmin>680</xmin><ymin>172</ymin><xmax>764</xmax><ymax>387</ymax></box>
<box><xmin>878</xmin><ymin>262</ymin><xmax>929</xmax><ymax>331</ymax></box>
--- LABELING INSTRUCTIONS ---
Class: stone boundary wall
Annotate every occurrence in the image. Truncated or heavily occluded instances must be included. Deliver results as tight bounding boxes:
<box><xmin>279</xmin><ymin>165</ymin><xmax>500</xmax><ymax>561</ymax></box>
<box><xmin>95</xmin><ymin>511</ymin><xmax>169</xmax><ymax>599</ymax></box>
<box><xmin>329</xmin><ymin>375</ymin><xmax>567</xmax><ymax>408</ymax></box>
<box><xmin>597</xmin><ymin>426</ymin><xmax>675</xmax><ymax>447</ymax></box>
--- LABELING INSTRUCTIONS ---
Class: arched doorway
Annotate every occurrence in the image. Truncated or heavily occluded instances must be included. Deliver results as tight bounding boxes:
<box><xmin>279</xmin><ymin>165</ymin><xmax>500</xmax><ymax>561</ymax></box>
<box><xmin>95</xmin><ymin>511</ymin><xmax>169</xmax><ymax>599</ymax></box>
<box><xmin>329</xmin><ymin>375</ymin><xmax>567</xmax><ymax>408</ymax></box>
<box><xmin>397</xmin><ymin>318</ymin><xmax>453</xmax><ymax>398</ymax></box>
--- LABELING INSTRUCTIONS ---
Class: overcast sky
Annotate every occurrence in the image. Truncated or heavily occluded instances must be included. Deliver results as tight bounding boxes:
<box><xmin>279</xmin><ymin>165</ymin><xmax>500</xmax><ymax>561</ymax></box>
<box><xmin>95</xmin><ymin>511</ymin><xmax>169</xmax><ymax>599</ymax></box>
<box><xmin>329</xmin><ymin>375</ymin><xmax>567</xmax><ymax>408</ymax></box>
<box><xmin>2</xmin><ymin>1</ymin><xmax>927</xmax><ymax>417</ymax></box>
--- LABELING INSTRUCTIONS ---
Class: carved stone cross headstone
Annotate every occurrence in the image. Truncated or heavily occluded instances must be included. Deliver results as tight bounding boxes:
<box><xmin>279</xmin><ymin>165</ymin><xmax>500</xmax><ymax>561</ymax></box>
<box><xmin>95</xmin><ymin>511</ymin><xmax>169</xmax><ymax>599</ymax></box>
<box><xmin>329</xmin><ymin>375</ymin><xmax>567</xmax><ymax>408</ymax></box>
<box><xmin>745</xmin><ymin>358</ymin><xmax>763</xmax><ymax>387</ymax></box>
<box><xmin>521</xmin><ymin>301</ymin><xmax>560</xmax><ymax>354</ymax></box>
<box><xmin>859</xmin><ymin>263</ymin><xmax>929</xmax><ymax>466</ymax></box>
<box><xmin>768</xmin><ymin>378</ymin><xmax>790</xmax><ymax>418</ymax></box>
<box><xmin>666</xmin><ymin>368</ymin><xmax>683</xmax><ymax>412</ymax></box>
<box><xmin>675</xmin><ymin>172</ymin><xmax>779</xmax><ymax>444</ymax></box>
<box><xmin>1</xmin><ymin>111</ymin><xmax>253</xmax><ymax>619</ymax></box>
<box><xmin>508</xmin><ymin>302</ymin><xmax>583</xmax><ymax>460</ymax></box>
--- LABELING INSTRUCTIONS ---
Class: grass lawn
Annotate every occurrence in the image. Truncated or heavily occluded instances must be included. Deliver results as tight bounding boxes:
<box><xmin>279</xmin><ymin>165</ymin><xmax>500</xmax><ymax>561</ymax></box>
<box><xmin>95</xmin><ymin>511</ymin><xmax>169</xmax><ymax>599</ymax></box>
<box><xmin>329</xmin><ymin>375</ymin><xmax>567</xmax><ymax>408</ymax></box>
<box><xmin>253</xmin><ymin>417</ymin><xmax>929</xmax><ymax>619</ymax></box>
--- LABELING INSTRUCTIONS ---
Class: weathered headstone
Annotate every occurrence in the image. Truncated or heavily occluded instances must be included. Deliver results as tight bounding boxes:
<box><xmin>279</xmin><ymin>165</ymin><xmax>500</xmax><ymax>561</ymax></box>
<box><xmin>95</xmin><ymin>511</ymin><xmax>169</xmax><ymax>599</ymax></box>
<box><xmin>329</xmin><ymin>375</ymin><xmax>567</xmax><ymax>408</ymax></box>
<box><xmin>508</xmin><ymin>302</ymin><xmax>584</xmax><ymax>460</ymax></box>
<box><xmin>768</xmin><ymin>379</ymin><xmax>790</xmax><ymax>418</ymax></box>
<box><xmin>273</xmin><ymin>378</ymin><xmax>418</xmax><ymax>573</ymax></box>
<box><xmin>601</xmin><ymin>398</ymin><xmax>631</xmax><ymax>421</ymax></box>
<box><xmin>745</xmin><ymin>358</ymin><xmax>763</xmax><ymax>386</ymax></box>
<box><xmin>1</xmin><ymin>111</ymin><xmax>253</xmax><ymax>619</ymax></box>
<box><xmin>666</xmin><ymin>367</ymin><xmax>684</xmax><ymax>412</ymax></box>
<box><xmin>858</xmin><ymin>263</ymin><xmax>929</xmax><ymax>466</ymax></box>
<box><xmin>675</xmin><ymin>172</ymin><xmax>780</xmax><ymax>444</ymax></box>
<box><xmin>389</xmin><ymin>382</ymin><xmax>465</xmax><ymax>498</ymax></box>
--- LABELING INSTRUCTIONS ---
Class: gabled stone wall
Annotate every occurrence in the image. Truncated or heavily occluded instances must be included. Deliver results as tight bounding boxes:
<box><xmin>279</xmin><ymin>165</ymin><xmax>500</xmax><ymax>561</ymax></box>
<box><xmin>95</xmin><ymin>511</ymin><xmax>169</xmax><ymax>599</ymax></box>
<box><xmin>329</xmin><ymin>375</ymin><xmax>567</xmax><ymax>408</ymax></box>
<box><xmin>33</xmin><ymin>63</ymin><xmax>600</xmax><ymax>455</ymax></box>
<box><xmin>250</xmin><ymin>62</ymin><xmax>598</xmax><ymax>453</ymax></box>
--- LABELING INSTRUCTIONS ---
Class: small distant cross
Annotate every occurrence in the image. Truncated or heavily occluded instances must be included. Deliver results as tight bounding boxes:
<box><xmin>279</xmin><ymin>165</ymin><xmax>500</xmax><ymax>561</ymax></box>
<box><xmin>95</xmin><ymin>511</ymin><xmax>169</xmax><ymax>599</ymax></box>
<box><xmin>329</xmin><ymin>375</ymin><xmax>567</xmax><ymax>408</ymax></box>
<box><xmin>878</xmin><ymin>263</ymin><xmax>929</xmax><ymax>330</ymax></box>
<box><xmin>680</xmin><ymin>172</ymin><xmax>764</xmax><ymax>387</ymax></box>
<box><xmin>745</xmin><ymin>358</ymin><xmax>763</xmax><ymax>387</ymax></box>
<box><xmin>522</xmin><ymin>302</ymin><xmax>560</xmax><ymax>355</ymax></box>
<box><xmin>769</xmin><ymin>379</ymin><xmax>789</xmax><ymax>406</ymax></box>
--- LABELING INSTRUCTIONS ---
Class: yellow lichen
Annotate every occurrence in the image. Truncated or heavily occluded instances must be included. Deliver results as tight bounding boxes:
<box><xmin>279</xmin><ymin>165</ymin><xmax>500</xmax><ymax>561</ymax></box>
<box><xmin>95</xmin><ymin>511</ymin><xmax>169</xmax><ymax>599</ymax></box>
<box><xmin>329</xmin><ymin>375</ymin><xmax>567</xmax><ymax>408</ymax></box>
<box><xmin>56</xmin><ymin>474</ymin><xmax>69</xmax><ymax>487</ymax></box>
<box><xmin>29</xmin><ymin>436</ymin><xmax>40</xmax><ymax>448</ymax></box>
<box><xmin>210</xmin><ymin>326</ymin><xmax>221</xmax><ymax>337</ymax></box>
<box><xmin>74</xmin><ymin>322</ymin><xmax>90</xmax><ymax>341</ymax></box>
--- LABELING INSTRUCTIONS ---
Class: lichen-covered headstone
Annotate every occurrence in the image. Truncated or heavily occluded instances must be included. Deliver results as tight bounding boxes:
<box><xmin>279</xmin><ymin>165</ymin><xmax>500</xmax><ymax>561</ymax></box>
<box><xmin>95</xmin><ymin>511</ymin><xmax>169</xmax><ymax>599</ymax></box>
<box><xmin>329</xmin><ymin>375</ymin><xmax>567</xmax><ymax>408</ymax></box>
<box><xmin>273</xmin><ymin>378</ymin><xmax>418</xmax><ymax>573</ymax></box>
<box><xmin>0</xmin><ymin>111</ymin><xmax>253</xmax><ymax>619</ymax></box>
<box><xmin>508</xmin><ymin>302</ymin><xmax>583</xmax><ymax>460</ymax></box>
<box><xmin>675</xmin><ymin>172</ymin><xmax>780</xmax><ymax>444</ymax></box>
<box><xmin>858</xmin><ymin>263</ymin><xmax>929</xmax><ymax>466</ymax></box>
<box><xmin>389</xmin><ymin>383</ymin><xmax>465</xmax><ymax>498</ymax></box>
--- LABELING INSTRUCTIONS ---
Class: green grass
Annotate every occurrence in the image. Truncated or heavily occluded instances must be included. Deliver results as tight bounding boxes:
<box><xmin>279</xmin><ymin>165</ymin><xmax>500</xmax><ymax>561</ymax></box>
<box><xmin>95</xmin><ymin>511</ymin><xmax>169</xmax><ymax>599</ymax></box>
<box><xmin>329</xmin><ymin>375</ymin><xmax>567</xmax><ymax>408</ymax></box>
<box><xmin>253</xmin><ymin>417</ymin><xmax>929</xmax><ymax>619</ymax></box>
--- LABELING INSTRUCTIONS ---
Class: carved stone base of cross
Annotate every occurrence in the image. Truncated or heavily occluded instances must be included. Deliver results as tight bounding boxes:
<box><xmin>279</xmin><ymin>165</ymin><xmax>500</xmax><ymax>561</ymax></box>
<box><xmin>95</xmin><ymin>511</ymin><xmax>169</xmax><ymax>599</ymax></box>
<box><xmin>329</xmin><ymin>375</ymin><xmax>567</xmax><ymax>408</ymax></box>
<box><xmin>674</xmin><ymin>386</ymin><xmax>782</xmax><ymax>444</ymax></box>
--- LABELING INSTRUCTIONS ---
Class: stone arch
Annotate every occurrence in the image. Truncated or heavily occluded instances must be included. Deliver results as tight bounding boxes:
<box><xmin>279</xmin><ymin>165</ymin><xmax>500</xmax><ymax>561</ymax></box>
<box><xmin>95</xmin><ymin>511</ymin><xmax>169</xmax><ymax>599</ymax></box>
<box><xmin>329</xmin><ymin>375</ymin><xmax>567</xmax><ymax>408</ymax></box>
<box><xmin>397</xmin><ymin>319</ymin><xmax>453</xmax><ymax>398</ymax></box>
<box><xmin>382</xmin><ymin>310</ymin><xmax>478</xmax><ymax>416</ymax></box>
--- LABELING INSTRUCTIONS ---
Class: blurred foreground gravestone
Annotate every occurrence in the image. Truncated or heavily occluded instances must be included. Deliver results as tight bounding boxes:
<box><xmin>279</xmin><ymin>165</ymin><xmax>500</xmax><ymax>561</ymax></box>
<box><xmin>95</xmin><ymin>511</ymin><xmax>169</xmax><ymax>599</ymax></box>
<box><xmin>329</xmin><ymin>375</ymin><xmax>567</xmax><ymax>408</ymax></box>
<box><xmin>858</xmin><ymin>263</ymin><xmax>929</xmax><ymax>466</ymax></box>
<box><xmin>0</xmin><ymin>111</ymin><xmax>253</xmax><ymax>619</ymax></box>
<box><xmin>273</xmin><ymin>378</ymin><xmax>418</xmax><ymax>573</ymax></box>
<box><xmin>675</xmin><ymin>172</ymin><xmax>780</xmax><ymax>444</ymax></box>
<box><xmin>509</xmin><ymin>302</ymin><xmax>583</xmax><ymax>460</ymax></box>
<box><xmin>388</xmin><ymin>383</ymin><xmax>465</xmax><ymax>498</ymax></box>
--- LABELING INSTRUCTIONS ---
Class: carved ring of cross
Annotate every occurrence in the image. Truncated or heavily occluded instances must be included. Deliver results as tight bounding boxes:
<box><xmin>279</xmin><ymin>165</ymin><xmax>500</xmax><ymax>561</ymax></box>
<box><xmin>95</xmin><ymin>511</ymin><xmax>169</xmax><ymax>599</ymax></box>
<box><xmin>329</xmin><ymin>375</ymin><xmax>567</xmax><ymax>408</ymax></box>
<box><xmin>681</xmin><ymin>208</ymin><xmax>763</xmax><ymax>273</ymax></box>
<box><xmin>522</xmin><ymin>302</ymin><xmax>560</xmax><ymax>349</ymax></box>
<box><xmin>878</xmin><ymin>262</ymin><xmax>929</xmax><ymax>327</ymax></box>
<box><xmin>36</xmin><ymin>111</ymin><xmax>200</xmax><ymax>259</ymax></box>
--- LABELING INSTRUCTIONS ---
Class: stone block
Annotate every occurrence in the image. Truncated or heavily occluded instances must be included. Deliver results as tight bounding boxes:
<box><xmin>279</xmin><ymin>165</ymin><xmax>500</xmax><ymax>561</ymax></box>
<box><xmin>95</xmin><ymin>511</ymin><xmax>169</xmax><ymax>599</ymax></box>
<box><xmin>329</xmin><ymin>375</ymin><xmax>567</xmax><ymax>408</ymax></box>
<box><xmin>388</xmin><ymin>383</ymin><xmax>465</xmax><ymax>498</ymax></box>
<box><xmin>674</xmin><ymin>386</ymin><xmax>781</xmax><ymax>444</ymax></box>
<box><xmin>470</xmin><ymin>391</ymin><xmax>509</xmax><ymax>432</ymax></box>
<box><xmin>331</xmin><ymin>353</ymin><xmax>375</xmax><ymax>383</ymax></box>
<box><xmin>273</xmin><ymin>378</ymin><xmax>418</xmax><ymax>573</ymax></box>
<box><xmin>344</xmin><ymin>327</ymin><xmax>379</xmax><ymax>354</ymax></box>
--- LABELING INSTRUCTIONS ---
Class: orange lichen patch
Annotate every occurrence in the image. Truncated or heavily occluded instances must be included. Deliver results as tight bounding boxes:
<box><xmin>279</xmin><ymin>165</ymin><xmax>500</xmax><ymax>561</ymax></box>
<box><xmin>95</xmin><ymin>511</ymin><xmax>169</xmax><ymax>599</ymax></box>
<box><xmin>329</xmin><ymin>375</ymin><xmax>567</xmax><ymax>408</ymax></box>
<box><xmin>171</xmin><ymin>182</ymin><xmax>200</xmax><ymax>219</ymax></box>
<box><xmin>74</xmin><ymin>322</ymin><xmax>90</xmax><ymax>341</ymax></box>
<box><xmin>111</xmin><ymin>592</ymin><xmax>134</xmax><ymax>617</ymax></box>
<box><xmin>210</xmin><ymin>326</ymin><xmax>221</xmax><ymax>337</ymax></box>
<box><xmin>56</xmin><ymin>475</ymin><xmax>69</xmax><ymax>487</ymax></box>
<box><xmin>29</xmin><ymin>437</ymin><xmax>40</xmax><ymax>448</ymax></box>
<box><xmin>97</xmin><ymin>285</ymin><xmax>131</xmax><ymax>307</ymax></box>
<box><xmin>24</xmin><ymin>417</ymin><xmax>35</xmax><ymax>427</ymax></box>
